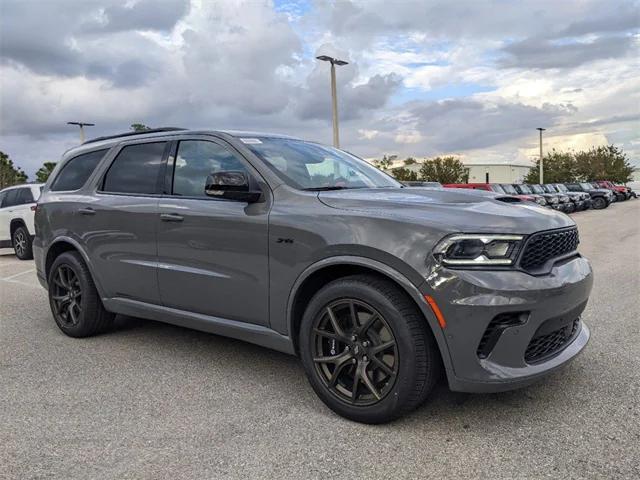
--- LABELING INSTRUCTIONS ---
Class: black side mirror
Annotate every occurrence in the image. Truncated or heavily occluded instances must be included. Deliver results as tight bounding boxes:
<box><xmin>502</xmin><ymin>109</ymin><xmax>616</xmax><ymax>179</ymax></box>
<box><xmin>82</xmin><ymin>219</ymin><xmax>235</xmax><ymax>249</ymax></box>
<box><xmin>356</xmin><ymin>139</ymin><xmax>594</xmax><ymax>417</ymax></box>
<box><xmin>205</xmin><ymin>171</ymin><xmax>262</xmax><ymax>203</ymax></box>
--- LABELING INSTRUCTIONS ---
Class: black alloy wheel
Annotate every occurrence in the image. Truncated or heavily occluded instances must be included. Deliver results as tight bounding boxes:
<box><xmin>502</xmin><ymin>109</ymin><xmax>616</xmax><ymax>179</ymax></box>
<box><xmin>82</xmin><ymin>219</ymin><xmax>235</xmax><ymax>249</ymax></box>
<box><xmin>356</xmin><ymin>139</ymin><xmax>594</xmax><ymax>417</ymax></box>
<box><xmin>592</xmin><ymin>197</ymin><xmax>607</xmax><ymax>209</ymax></box>
<box><xmin>48</xmin><ymin>251</ymin><xmax>114</xmax><ymax>337</ymax></box>
<box><xmin>51</xmin><ymin>264</ymin><xmax>83</xmax><ymax>328</ymax></box>
<box><xmin>311</xmin><ymin>299</ymin><xmax>399</xmax><ymax>406</ymax></box>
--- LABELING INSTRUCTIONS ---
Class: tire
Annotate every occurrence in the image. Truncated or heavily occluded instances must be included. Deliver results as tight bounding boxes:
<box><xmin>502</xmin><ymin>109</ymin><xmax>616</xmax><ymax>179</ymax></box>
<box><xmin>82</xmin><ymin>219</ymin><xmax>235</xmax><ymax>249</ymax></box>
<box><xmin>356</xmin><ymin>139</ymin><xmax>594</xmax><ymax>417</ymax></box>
<box><xmin>592</xmin><ymin>197</ymin><xmax>607</xmax><ymax>209</ymax></box>
<box><xmin>48</xmin><ymin>251</ymin><xmax>114</xmax><ymax>337</ymax></box>
<box><xmin>12</xmin><ymin>225</ymin><xmax>33</xmax><ymax>260</ymax></box>
<box><xmin>299</xmin><ymin>274</ymin><xmax>441</xmax><ymax>424</ymax></box>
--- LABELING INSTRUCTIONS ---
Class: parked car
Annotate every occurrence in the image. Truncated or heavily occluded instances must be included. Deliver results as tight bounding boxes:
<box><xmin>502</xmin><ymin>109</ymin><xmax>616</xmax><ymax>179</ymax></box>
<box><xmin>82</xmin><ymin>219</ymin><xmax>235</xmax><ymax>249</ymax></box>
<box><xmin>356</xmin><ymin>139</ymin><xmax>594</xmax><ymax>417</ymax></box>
<box><xmin>513</xmin><ymin>184</ymin><xmax>562</xmax><ymax>210</ymax></box>
<box><xmin>542</xmin><ymin>184</ymin><xmax>586</xmax><ymax>211</ymax></box>
<box><xmin>0</xmin><ymin>183</ymin><xmax>43</xmax><ymax>259</ymax></box>
<box><xmin>442</xmin><ymin>183</ymin><xmax>544</xmax><ymax>206</ymax></box>
<box><xmin>592</xmin><ymin>181</ymin><xmax>628</xmax><ymax>201</ymax></box>
<box><xmin>530</xmin><ymin>184</ymin><xmax>574</xmax><ymax>213</ymax></box>
<box><xmin>498</xmin><ymin>183</ymin><xmax>548</xmax><ymax>207</ymax></box>
<box><xmin>565</xmin><ymin>182</ymin><xmax>614</xmax><ymax>209</ymax></box>
<box><xmin>552</xmin><ymin>183</ymin><xmax>592</xmax><ymax>210</ymax></box>
<box><xmin>35</xmin><ymin>128</ymin><xmax>593</xmax><ymax>424</ymax></box>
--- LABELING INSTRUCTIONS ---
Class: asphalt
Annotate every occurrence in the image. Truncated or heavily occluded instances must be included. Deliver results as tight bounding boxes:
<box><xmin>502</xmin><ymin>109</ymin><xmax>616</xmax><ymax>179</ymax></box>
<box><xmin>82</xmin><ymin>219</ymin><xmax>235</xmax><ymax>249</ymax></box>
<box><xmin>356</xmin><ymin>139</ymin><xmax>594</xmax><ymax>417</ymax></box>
<box><xmin>1</xmin><ymin>200</ymin><xmax>639</xmax><ymax>480</ymax></box>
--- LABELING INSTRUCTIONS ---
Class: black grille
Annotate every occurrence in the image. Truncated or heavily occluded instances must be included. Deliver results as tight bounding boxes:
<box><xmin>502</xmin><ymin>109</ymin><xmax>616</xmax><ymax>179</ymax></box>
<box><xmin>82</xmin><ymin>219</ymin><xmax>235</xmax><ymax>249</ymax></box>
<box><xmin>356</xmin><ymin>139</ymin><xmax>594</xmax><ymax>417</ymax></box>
<box><xmin>520</xmin><ymin>227</ymin><xmax>579</xmax><ymax>272</ymax></box>
<box><xmin>477</xmin><ymin>312</ymin><xmax>527</xmax><ymax>359</ymax></box>
<box><xmin>525</xmin><ymin>318</ymin><xmax>580</xmax><ymax>363</ymax></box>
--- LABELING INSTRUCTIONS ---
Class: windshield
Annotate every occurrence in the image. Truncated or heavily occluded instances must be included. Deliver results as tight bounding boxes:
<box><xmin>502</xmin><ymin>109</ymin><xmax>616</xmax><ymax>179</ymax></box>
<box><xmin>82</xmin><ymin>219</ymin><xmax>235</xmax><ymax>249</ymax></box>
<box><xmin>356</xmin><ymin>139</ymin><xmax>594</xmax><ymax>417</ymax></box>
<box><xmin>544</xmin><ymin>184</ymin><xmax>558</xmax><ymax>193</ymax></box>
<box><xmin>500</xmin><ymin>184</ymin><xmax>518</xmax><ymax>194</ymax></box>
<box><xmin>515</xmin><ymin>184</ymin><xmax>532</xmax><ymax>194</ymax></box>
<box><xmin>590</xmin><ymin>182</ymin><xmax>600</xmax><ymax>189</ymax></box>
<box><xmin>580</xmin><ymin>183</ymin><xmax>593</xmax><ymax>190</ymax></box>
<box><xmin>531</xmin><ymin>184</ymin><xmax>545</xmax><ymax>194</ymax></box>
<box><xmin>555</xmin><ymin>184</ymin><xmax>568</xmax><ymax>192</ymax></box>
<box><xmin>244</xmin><ymin>138</ymin><xmax>402</xmax><ymax>190</ymax></box>
<box><xmin>490</xmin><ymin>184</ymin><xmax>505</xmax><ymax>193</ymax></box>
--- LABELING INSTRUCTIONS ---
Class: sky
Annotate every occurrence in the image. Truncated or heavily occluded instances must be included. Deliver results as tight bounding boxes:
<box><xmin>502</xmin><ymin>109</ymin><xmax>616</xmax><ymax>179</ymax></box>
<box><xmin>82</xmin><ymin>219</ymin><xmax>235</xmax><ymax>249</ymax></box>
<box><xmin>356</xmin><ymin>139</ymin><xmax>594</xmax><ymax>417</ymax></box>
<box><xmin>0</xmin><ymin>0</ymin><xmax>638</xmax><ymax>178</ymax></box>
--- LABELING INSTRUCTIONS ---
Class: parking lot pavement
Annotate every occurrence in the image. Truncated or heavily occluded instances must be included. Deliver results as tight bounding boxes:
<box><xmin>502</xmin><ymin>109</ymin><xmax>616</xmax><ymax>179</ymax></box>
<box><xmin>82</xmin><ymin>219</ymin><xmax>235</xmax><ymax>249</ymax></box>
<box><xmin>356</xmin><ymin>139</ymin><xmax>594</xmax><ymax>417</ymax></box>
<box><xmin>1</xmin><ymin>201</ymin><xmax>639</xmax><ymax>480</ymax></box>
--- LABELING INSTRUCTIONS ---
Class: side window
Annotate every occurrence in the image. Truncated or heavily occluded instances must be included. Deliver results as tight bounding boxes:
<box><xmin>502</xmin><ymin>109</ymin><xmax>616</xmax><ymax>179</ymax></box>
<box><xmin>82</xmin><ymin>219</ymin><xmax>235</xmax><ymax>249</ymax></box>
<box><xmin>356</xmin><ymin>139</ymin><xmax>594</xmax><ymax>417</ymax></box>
<box><xmin>171</xmin><ymin>141</ymin><xmax>248</xmax><ymax>198</ymax></box>
<box><xmin>51</xmin><ymin>149</ymin><xmax>108</xmax><ymax>191</ymax></box>
<box><xmin>0</xmin><ymin>191</ymin><xmax>6</xmax><ymax>208</ymax></box>
<box><xmin>16</xmin><ymin>188</ymin><xmax>34</xmax><ymax>205</ymax></box>
<box><xmin>3</xmin><ymin>189</ymin><xmax>19</xmax><ymax>208</ymax></box>
<box><xmin>102</xmin><ymin>142</ymin><xmax>166</xmax><ymax>195</ymax></box>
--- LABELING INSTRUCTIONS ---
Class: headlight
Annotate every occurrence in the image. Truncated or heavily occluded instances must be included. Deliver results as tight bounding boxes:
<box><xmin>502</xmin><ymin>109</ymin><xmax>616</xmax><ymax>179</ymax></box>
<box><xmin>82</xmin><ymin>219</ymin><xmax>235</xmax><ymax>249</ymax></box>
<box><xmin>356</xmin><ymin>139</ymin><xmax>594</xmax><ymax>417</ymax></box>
<box><xmin>549</xmin><ymin>196</ymin><xmax>559</xmax><ymax>204</ymax></box>
<box><xmin>560</xmin><ymin>195</ymin><xmax>569</xmax><ymax>202</ymax></box>
<box><xmin>433</xmin><ymin>234</ymin><xmax>524</xmax><ymax>267</ymax></box>
<box><xmin>535</xmin><ymin>197</ymin><xmax>546</xmax><ymax>205</ymax></box>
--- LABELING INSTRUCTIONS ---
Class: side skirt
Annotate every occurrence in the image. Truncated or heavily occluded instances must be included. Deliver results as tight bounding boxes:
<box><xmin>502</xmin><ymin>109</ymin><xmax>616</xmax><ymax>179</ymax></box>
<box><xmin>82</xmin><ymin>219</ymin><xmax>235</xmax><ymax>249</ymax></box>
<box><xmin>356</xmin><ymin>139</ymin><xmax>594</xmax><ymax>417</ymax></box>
<box><xmin>103</xmin><ymin>297</ymin><xmax>296</xmax><ymax>355</ymax></box>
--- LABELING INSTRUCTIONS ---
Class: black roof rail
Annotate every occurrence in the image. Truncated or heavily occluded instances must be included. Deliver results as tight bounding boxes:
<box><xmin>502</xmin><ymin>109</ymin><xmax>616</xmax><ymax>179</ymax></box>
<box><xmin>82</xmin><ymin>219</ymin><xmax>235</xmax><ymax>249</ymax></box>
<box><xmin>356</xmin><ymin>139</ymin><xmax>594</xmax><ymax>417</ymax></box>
<box><xmin>82</xmin><ymin>127</ymin><xmax>187</xmax><ymax>145</ymax></box>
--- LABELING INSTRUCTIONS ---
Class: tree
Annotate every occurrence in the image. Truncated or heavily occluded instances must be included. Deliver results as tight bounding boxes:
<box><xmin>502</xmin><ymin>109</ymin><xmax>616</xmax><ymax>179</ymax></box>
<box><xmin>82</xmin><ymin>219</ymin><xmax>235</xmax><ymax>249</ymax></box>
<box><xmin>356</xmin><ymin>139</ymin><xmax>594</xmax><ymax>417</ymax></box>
<box><xmin>524</xmin><ymin>149</ymin><xmax>575</xmax><ymax>183</ymax></box>
<box><xmin>35</xmin><ymin>162</ymin><xmax>57</xmax><ymax>183</ymax></box>
<box><xmin>573</xmin><ymin>145</ymin><xmax>635</xmax><ymax>183</ymax></box>
<box><xmin>419</xmin><ymin>156</ymin><xmax>467</xmax><ymax>183</ymax></box>
<box><xmin>0</xmin><ymin>151</ymin><xmax>28</xmax><ymax>189</ymax></box>
<box><xmin>372</xmin><ymin>154</ymin><xmax>396</xmax><ymax>170</ymax></box>
<box><xmin>130</xmin><ymin>123</ymin><xmax>151</xmax><ymax>132</ymax></box>
<box><xmin>391</xmin><ymin>166</ymin><xmax>418</xmax><ymax>182</ymax></box>
<box><xmin>404</xmin><ymin>157</ymin><xmax>417</xmax><ymax>166</ymax></box>
<box><xmin>524</xmin><ymin>144</ymin><xmax>635</xmax><ymax>184</ymax></box>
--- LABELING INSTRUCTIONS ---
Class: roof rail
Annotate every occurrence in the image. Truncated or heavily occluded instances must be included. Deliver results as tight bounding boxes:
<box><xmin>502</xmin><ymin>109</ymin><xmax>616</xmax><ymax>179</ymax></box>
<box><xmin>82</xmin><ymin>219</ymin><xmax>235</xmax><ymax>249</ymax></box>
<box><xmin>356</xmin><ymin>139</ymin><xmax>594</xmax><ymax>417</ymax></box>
<box><xmin>83</xmin><ymin>127</ymin><xmax>187</xmax><ymax>145</ymax></box>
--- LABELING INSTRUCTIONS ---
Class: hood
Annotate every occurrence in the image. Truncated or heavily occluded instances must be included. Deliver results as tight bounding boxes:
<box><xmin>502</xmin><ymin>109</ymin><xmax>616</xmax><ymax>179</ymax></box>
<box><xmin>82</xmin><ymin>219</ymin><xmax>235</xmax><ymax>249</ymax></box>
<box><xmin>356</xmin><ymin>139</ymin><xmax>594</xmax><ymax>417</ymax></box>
<box><xmin>318</xmin><ymin>187</ymin><xmax>574</xmax><ymax>234</ymax></box>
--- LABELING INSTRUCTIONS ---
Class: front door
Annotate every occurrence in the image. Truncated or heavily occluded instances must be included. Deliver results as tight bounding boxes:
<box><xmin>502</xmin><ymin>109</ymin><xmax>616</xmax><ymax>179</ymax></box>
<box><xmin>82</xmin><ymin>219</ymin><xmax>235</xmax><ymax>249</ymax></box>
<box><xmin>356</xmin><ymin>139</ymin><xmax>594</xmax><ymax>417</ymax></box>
<box><xmin>157</xmin><ymin>138</ymin><xmax>270</xmax><ymax>326</ymax></box>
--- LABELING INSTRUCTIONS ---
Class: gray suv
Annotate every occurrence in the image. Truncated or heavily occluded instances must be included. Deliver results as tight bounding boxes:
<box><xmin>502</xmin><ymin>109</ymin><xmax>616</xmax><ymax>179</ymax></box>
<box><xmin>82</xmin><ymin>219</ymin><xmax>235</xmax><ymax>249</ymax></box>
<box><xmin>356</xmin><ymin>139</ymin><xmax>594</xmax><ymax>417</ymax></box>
<box><xmin>34</xmin><ymin>128</ymin><xmax>593</xmax><ymax>423</ymax></box>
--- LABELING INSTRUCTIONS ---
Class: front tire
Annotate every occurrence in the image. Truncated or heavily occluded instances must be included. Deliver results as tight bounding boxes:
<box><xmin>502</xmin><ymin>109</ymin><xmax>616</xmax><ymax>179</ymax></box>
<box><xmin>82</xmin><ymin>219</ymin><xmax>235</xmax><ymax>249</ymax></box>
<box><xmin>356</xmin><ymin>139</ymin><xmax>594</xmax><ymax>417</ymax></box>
<box><xmin>299</xmin><ymin>274</ymin><xmax>441</xmax><ymax>424</ymax></box>
<box><xmin>12</xmin><ymin>225</ymin><xmax>33</xmax><ymax>260</ymax></box>
<box><xmin>592</xmin><ymin>197</ymin><xmax>607</xmax><ymax>209</ymax></box>
<box><xmin>48</xmin><ymin>251</ymin><xmax>114</xmax><ymax>337</ymax></box>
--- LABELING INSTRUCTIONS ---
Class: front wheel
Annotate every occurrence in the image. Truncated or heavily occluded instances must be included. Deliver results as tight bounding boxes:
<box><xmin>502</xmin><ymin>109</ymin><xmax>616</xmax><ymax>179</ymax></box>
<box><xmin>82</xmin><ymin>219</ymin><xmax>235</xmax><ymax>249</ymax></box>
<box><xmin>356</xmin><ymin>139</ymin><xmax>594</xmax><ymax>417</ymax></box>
<box><xmin>592</xmin><ymin>197</ymin><xmax>607</xmax><ymax>209</ymax></box>
<box><xmin>12</xmin><ymin>225</ymin><xmax>33</xmax><ymax>260</ymax></box>
<box><xmin>299</xmin><ymin>274</ymin><xmax>441</xmax><ymax>424</ymax></box>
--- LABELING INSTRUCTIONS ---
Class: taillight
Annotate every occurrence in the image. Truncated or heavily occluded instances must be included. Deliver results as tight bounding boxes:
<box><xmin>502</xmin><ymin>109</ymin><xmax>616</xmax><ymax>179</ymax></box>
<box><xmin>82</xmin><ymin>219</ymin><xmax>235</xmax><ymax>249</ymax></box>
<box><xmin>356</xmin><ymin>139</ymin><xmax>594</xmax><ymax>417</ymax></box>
<box><xmin>31</xmin><ymin>204</ymin><xmax>38</xmax><ymax>212</ymax></box>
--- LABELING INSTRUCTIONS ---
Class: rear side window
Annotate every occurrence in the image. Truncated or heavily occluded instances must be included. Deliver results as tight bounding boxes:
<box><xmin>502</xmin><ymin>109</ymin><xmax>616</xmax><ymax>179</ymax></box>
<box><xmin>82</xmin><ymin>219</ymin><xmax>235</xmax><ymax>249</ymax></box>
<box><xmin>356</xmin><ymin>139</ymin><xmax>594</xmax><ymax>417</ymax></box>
<box><xmin>51</xmin><ymin>149</ymin><xmax>108</xmax><ymax>191</ymax></box>
<box><xmin>102</xmin><ymin>142</ymin><xmax>166</xmax><ymax>195</ymax></box>
<box><xmin>16</xmin><ymin>187</ymin><xmax>34</xmax><ymax>204</ymax></box>
<box><xmin>2</xmin><ymin>189</ymin><xmax>19</xmax><ymax>207</ymax></box>
<box><xmin>0</xmin><ymin>191</ymin><xmax>6</xmax><ymax>208</ymax></box>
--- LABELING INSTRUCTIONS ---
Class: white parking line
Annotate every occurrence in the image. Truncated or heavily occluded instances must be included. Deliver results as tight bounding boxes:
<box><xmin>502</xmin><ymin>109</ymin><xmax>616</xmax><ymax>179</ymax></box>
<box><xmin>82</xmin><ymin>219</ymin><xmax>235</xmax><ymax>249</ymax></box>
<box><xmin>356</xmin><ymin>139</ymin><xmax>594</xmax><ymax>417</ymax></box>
<box><xmin>2</xmin><ymin>269</ymin><xmax>35</xmax><ymax>281</ymax></box>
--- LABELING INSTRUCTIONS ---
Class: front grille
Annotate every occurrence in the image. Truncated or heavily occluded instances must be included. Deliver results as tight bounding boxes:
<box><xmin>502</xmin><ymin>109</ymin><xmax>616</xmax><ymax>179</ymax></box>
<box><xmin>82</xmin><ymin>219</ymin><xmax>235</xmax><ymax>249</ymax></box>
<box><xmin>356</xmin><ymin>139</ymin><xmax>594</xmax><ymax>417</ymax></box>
<box><xmin>520</xmin><ymin>227</ymin><xmax>579</xmax><ymax>272</ymax></box>
<box><xmin>477</xmin><ymin>312</ymin><xmax>528</xmax><ymax>359</ymax></box>
<box><xmin>525</xmin><ymin>318</ymin><xmax>580</xmax><ymax>364</ymax></box>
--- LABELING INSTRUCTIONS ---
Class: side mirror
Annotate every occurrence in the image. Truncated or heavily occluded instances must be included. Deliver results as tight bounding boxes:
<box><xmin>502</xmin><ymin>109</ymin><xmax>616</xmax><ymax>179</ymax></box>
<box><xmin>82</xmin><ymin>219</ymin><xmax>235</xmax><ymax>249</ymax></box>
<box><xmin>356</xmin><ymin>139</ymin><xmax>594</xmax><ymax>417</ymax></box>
<box><xmin>205</xmin><ymin>171</ymin><xmax>262</xmax><ymax>203</ymax></box>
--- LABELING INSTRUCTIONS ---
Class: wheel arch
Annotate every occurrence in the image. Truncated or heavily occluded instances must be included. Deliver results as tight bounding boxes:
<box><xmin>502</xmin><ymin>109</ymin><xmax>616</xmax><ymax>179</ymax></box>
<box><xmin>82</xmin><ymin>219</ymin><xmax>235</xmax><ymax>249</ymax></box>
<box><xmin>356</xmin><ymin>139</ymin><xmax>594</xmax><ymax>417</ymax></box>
<box><xmin>44</xmin><ymin>237</ymin><xmax>106</xmax><ymax>298</ymax></box>
<box><xmin>9</xmin><ymin>218</ymin><xmax>27</xmax><ymax>238</ymax></box>
<box><xmin>286</xmin><ymin>256</ymin><xmax>453</xmax><ymax>375</ymax></box>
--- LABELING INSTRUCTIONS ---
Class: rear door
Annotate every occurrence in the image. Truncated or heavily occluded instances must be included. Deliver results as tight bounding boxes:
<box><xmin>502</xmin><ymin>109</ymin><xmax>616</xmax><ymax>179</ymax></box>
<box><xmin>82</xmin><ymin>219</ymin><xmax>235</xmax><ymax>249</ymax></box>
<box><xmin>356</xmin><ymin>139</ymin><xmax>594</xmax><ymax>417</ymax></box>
<box><xmin>86</xmin><ymin>140</ymin><xmax>169</xmax><ymax>304</ymax></box>
<box><xmin>156</xmin><ymin>137</ymin><xmax>270</xmax><ymax>326</ymax></box>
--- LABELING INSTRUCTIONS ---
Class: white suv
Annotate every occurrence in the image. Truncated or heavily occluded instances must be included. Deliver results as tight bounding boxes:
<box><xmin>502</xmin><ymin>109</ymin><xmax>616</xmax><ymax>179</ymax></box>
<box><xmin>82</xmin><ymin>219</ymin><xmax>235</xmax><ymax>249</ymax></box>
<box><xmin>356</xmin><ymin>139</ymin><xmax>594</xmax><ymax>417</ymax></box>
<box><xmin>0</xmin><ymin>184</ymin><xmax>43</xmax><ymax>260</ymax></box>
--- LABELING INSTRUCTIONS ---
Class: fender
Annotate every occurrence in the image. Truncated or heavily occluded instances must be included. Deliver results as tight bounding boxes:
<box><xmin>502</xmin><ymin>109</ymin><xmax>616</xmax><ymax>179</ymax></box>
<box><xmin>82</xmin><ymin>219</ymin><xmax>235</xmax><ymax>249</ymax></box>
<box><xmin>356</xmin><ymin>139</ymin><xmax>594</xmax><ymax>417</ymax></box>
<box><xmin>285</xmin><ymin>255</ymin><xmax>455</xmax><ymax>376</ymax></box>
<box><xmin>44</xmin><ymin>236</ymin><xmax>107</xmax><ymax>299</ymax></box>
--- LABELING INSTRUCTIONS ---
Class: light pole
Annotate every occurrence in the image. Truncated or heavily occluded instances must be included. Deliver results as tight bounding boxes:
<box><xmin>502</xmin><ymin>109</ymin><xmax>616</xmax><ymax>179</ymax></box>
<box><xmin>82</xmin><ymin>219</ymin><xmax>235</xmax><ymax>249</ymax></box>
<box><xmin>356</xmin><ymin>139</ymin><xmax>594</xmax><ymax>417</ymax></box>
<box><xmin>67</xmin><ymin>122</ymin><xmax>95</xmax><ymax>143</ymax></box>
<box><xmin>316</xmin><ymin>55</ymin><xmax>348</xmax><ymax>148</ymax></box>
<box><xmin>537</xmin><ymin>127</ymin><xmax>546</xmax><ymax>184</ymax></box>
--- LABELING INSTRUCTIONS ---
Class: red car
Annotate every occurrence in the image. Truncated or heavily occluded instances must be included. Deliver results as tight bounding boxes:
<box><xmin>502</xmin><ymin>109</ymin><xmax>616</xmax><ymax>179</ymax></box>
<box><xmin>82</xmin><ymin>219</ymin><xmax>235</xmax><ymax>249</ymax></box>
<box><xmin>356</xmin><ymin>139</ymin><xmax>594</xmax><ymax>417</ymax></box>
<box><xmin>443</xmin><ymin>183</ymin><xmax>546</xmax><ymax>206</ymax></box>
<box><xmin>594</xmin><ymin>180</ymin><xmax>634</xmax><ymax>200</ymax></box>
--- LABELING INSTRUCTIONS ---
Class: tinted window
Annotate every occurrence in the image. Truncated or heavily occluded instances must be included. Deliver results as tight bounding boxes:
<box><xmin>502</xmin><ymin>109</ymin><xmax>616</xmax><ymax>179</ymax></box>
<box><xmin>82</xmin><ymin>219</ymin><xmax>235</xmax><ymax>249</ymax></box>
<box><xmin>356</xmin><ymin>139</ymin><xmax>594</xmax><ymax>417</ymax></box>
<box><xmin>103</xmin><ymin>142</ymin><xmax>166</xmax><ymax>194</ymax></box>
<box><xmin>51</xmin><ymin>149</ymin><xmax>108</xmax><ymax>191</ymax></box>
<box><xmin>0</xmin><ymin>191</ymin><xmax>6</xmax><ymax>208</ymax></box>
<box><xmin>172</xmin><ymin>141</ymin><xmax>248</xmax><ymax>197</ymax></box>
<box><xmin>2</xmin><ymin>189</ymin><xmax>19</xmax><ymax>208</ymax></box>
<box><xmin>16</xmin><ymin>187</ymin><xmax>34</xmax><ymax>205</ymax></box>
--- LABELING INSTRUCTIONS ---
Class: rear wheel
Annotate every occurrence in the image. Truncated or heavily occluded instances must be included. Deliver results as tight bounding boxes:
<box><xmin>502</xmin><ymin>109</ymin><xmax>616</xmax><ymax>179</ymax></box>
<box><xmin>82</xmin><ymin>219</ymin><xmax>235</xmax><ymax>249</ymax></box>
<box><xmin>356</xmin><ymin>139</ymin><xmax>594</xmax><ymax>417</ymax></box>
<box><xmin>299</xmin><ymin>274</ymin><xmax>441</xmax><ymax>423</ymax></box>
<box><xmin>48</xmin><ymin>251</ymin><xmax>114</xmax><ymax>337</ymax></box>
<box><xmin>592</xmin><ymin>197</ymin><xmax>607</xmax><ymax>209</ymax></box>
<box><xmin>12</xmin><ymin>225</ymin><xmax>33</xmax><ymax>260</ymax></box>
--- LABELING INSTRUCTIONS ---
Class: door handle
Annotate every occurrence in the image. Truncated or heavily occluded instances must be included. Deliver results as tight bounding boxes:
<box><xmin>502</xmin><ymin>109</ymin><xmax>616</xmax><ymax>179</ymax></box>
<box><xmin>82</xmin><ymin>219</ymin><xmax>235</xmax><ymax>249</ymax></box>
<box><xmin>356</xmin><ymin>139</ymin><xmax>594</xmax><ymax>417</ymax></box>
<box><xmin>160</xmin><ymin>213</ymin><xmax>184</xmax><ymax>222</ymax></box>
<box><xmin>78</xmin><ymin>207</ymin><xmax>96</xmax><ymax>215</ymax></box>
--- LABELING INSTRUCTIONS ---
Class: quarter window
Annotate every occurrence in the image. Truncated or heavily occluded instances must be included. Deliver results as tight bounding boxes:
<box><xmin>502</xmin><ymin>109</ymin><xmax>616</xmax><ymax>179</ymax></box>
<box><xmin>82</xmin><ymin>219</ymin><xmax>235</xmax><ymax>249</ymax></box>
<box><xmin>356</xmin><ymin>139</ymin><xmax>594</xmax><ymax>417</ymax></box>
<box><xmin>16</xmin><ymin>188</ymin><xmax>34</xmax><ymax>205</ymax></box>
<box><xmin>171</xmin><ymin>141</ymin><xmax>248</xmax><ymax>197</ymax></box>
<box><xmin>51</xmin><ymin>149</ymin><xmax>108</xmax><ymax>191</ymax></box>
<box><xmin>102</xmin><ymin>142</ymin><xmax>166</xmax><ymax>195</ymax></box>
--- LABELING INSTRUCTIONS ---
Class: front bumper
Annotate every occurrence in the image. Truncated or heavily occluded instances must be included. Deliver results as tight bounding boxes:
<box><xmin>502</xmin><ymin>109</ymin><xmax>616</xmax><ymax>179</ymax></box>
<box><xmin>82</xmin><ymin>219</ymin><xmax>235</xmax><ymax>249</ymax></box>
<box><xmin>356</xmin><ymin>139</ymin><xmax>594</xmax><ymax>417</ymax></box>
<box><xmin>422</xmin><ymin>256</ymin><xmax>593</xmax><ymax>392</ymax></box>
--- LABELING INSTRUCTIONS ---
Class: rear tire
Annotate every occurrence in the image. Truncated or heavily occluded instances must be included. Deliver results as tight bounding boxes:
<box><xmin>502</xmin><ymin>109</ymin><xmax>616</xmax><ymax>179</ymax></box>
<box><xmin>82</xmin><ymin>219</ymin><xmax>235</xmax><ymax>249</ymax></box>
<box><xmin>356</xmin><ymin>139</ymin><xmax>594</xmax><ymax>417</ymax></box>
<box><xmin>592</xmin><ymin>197</ymin><xmax>607</xmax><ymax>209</ymax></box>
<box><xmin>48</xmin><ymin>251</ymin><xmax>114</xmax><ymax>337</ymax></box>
<box><xmin>12</xmin><ymin>225</ymin><xmax>33</xmax><ymax>260</ymax></box>
<box><xmin>299</xmin><ymin>274</ymin><xmax>441</xmax><ymax>424</ymax></box>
